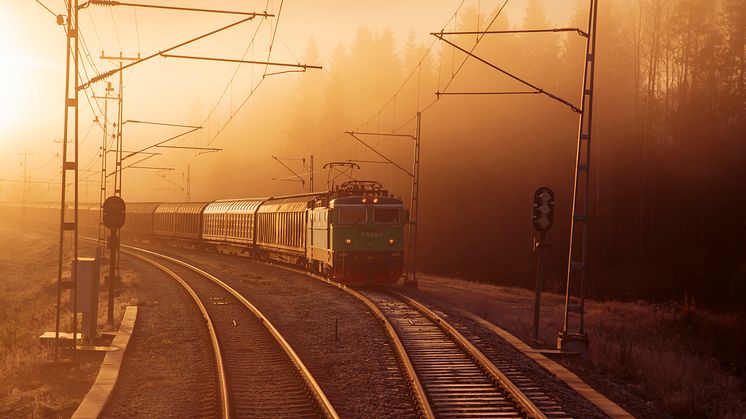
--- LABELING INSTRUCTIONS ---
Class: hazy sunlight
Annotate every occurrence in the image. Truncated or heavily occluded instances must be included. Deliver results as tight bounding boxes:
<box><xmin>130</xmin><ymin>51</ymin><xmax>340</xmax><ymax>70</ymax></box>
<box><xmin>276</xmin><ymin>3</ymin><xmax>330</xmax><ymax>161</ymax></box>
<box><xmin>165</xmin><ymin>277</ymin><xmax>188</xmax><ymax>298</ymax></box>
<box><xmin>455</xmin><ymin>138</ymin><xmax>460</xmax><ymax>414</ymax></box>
<box><xmin>0</xmin><ymin>14</ymin><xmax>24</xmax><ymax>132</ymax></box>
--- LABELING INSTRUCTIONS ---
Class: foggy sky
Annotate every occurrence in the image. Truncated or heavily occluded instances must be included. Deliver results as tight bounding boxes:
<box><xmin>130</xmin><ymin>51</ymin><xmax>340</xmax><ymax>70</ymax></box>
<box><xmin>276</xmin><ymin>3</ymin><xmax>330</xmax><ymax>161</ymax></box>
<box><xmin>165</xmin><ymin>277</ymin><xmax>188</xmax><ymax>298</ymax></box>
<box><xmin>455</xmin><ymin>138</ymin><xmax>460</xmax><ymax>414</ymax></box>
<box><xmin>0</xmin><ymin>0</ymin><xmax>576</xmax><ymax>203</ymax></box>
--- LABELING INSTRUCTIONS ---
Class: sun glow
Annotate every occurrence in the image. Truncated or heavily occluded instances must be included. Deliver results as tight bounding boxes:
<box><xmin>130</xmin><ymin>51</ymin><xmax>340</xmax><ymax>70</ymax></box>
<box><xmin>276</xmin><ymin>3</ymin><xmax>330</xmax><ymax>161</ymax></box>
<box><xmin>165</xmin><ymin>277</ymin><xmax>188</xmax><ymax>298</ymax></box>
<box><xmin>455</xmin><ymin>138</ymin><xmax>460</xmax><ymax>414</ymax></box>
<box><xmin>0</xmin><ymin>16</ymin><xmax>26</xmax><ymax>133</ymax></box>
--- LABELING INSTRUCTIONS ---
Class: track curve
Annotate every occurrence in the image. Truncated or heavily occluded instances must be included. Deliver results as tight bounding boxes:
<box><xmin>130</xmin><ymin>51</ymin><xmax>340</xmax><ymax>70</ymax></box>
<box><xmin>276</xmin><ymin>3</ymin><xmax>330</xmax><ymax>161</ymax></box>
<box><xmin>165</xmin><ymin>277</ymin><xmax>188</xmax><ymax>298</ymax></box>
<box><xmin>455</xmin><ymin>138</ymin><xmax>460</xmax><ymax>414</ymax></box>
<box><xmin>123</xmin><ymin>245</ymin><xmax>339</xmax><ymax>419</ymax></box>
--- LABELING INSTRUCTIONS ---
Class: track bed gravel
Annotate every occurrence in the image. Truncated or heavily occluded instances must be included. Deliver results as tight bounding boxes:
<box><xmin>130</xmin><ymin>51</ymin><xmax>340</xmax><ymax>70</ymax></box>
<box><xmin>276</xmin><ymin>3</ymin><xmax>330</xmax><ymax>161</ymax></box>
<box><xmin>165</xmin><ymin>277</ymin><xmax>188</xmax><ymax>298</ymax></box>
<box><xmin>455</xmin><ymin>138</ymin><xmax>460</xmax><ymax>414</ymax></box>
<box><xmin>398</xmin><ymin>288</ymin><xmax>608</xmax><ymax>418</ymax></box>
<box><xmin>399</xmin><ymin>284</ymin><xmax>671</xmax><ymax>419</ymax></box>
<box><xmin>130</xmin><ymin>244</ymin><xmax>418</xmax><ymax>418</ymax></box>
<box><xmin>100</xmin><ymin>257</ymin><xmax>221</xmax><ymax>418</ymax></box>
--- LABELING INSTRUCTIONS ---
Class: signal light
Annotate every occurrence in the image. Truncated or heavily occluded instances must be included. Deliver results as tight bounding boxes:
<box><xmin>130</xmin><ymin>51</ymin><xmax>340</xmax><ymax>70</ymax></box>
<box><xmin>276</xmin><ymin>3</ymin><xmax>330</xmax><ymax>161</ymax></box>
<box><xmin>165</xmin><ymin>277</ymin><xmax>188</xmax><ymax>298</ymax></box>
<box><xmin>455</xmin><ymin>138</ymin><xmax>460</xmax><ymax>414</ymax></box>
<box><xmin>373</xmin><ymin>198</ymin><xmax>379</xmax><ymax>204</ymax></box>
<box><xmin>388</xmin><ymin>239</ymin><xmax>395</xmax><ymax>245</ymax></box>
<box><xmin>532</xmin><ymin>187</ymin><xmax>555</xmax><ymax>234</ymax></box>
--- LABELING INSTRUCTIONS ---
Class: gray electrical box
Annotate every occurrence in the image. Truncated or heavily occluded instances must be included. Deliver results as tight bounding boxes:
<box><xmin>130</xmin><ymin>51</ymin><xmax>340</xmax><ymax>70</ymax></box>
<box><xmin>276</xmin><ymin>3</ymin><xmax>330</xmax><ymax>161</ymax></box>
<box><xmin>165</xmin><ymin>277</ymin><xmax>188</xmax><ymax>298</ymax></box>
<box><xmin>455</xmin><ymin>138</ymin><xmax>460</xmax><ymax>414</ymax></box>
<box><xmin>72</xmin><ymin>257</ymin><xmax>99</xmax><ymax>313</ymax></box>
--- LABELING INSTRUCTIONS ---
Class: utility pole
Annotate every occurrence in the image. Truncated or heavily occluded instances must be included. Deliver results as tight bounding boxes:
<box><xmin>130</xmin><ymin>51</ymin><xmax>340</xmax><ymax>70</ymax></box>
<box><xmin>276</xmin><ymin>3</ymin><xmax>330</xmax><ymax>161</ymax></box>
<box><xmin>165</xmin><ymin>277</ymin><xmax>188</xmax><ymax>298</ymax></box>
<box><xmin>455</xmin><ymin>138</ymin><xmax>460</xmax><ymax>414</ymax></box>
<box><xmin>55</xmin><ymin>0</ymin><xmax>80</xmax><ymax>360</ymax></box>
<box><xmin>309</xmin><ymin>155</ymin><xmax>314</xmax><ymax>192</ymax></box>
<box><xmin>93</xmin><ymin>82</ymin><xmax>117</xmax><ymax>244</ymax></box>
<box><xmin>101</xmin><ymin>52</ymin><xmax>139</xmax><ymax>197</ymax></box>
<box><xmin>404</xmin><ymin>113</ymin><xmax>422</xmax><ymax>288</ymax></box>
<box><xmin>98</xmin><ymin>53</ymin><xmax>136</xmax><ymax>325</ymax></box>
<box><xmin>18</xmin><ymin>152</ymin><xmax>32</xmax><ymax>209</ymax></box>
<box><xmin>186</xmin><ymin>164</ymin><xmax>191</xmax><ymax>201</ymax></box>
<box><xmin>272</xmin><ymin>156</ymin><xmax>306</xmax><ymax>191</ymax></box>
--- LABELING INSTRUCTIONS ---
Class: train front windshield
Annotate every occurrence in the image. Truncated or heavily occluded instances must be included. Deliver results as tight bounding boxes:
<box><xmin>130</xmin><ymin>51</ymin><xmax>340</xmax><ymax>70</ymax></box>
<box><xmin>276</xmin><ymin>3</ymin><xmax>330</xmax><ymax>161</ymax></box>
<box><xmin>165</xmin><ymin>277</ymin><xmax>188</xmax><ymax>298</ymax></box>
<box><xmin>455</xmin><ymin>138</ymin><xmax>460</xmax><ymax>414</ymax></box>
<box><xmin>373</xmin><ymin>208</ymin><xmax>400</xmax><ymax>224</ymax></box>
<box><xmin>338</xmin><ymin>207</ymin><xmax>368</xmax><ymax>224</ymax></box>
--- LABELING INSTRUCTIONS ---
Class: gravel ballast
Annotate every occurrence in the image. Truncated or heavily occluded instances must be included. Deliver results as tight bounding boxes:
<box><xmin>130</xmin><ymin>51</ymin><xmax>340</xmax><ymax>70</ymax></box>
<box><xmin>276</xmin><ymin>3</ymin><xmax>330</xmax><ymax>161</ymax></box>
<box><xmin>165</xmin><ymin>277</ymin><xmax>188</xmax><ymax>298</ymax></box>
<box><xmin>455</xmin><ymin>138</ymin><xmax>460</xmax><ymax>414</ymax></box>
<box><xmin>109</xmin><ymin>244</ymin><xmax>419</xmax><ymax>418</ymax></box>
<box><xmin>101</xmin><ymin>257</ymin><xmax>221</xmax><ymax>418</ymax></box>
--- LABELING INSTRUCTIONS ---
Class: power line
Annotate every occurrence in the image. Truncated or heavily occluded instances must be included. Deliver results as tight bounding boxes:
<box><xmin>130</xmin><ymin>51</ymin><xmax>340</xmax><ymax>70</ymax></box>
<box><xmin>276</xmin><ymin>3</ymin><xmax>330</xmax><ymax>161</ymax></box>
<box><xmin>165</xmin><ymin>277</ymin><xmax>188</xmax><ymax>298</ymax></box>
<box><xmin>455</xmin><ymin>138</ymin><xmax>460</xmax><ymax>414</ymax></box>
<box><xmin>85</xmin><ymin>6</ymin><xmax>104</xmax><ymax>50</ymax></box>
<box><xmin>357</xmin><ymin>0</ymin><xmax>468</xmax><ymax>132</ymax></box>
<box><xmin>132</xmin><ymin>0</ymin><xmax>141</xmax><ymax>53</ymax></box>
<box><xmin>269</xmin><ymin>0</ymin><xmax>470</xmax><ymax>170</ymax></box>
<box><xmin>88</xmin><ymin>1</ymin><xmax>273</xmax><ymax>17</ymax></box>
<box><xmin>81</xmin><ymin>15</ymin><xmax>261</xmax><ymax>89</ymax></box>
<box><xmin>109</xmin><ymin>7</ymin><xmax>123</xmax><ymax>50</ymax></box>
<box><xmin>160</xmin><ymin>54</ymin><xmax>321</xmax><ymax>70</ymax></box>
<box><xmin>438</xmin><ymin>0</ymin><xmax>512</xmax><ymax>95</ymax></box>
<box><xmin>202</xmin><ymin>13</ymin><xmax>271</xmax><ymax>145</ymax></box>
<box><xmin>33</xmin><ymin>0</ymin><xmax>58</xmax><ymax>18</ymax></box>
<box><xmin>263</xmin><ymin>0</ymin><xmax>284</xmax><ymax>77</ymax></box>
<box><xmin>203</xmin><ymin>53</ymin><xmax>278</xmax><ymax>144</ymax></box>
<box><xmin>301</xmin><ymin>1</ymin><xmax>515</xmax><ymax>186</ymax></box>
<box><xmin>378</xmin><ymin>0</ymin><xmax>516</xmax><ymax>135</ymax></box>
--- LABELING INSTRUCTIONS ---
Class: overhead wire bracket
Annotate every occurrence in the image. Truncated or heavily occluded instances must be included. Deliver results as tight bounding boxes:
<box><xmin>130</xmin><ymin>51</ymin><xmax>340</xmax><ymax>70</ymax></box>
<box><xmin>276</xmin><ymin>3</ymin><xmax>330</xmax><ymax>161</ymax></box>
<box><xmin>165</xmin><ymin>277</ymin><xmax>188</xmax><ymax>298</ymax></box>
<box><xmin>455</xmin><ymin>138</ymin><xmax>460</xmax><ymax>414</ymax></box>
<box><xmin>431</xmin><ymin>33</ymin><xmax>582</xmax><ymax>113</ymax></box>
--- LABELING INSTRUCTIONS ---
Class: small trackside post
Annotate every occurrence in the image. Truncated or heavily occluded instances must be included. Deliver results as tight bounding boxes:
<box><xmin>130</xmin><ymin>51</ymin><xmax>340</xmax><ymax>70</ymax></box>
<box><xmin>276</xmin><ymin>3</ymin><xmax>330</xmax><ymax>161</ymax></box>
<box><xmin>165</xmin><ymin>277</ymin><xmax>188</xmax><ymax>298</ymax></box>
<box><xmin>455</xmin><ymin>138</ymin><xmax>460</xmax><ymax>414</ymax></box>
<box><xmin>532</xmin><ymin>187</ymin><xmax>555</xmax><ymax>342</ymax></box>
<box><xmin>533</xmin><ymin>233</ymin><xmax>547</xmax><ymax>342</ymax></box>
<box><xmin>103</xmin><ymin>196</ymin><xmax>126</xmax><ymax>326</ymax></box>
<box><xmin>107</xmin><ymin>229</ymin><xmax>118</xmax><ymax>326</ymax></box>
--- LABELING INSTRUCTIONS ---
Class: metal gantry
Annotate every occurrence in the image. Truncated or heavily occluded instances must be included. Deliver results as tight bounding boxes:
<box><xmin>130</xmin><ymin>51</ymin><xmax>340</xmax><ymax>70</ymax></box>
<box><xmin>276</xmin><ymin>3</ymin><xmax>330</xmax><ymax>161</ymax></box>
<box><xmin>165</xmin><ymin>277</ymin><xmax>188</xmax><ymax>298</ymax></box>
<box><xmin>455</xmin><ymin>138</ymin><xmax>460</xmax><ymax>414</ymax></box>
<box><xmin>53</xmin><ymin>1</ymin><xmax>281</xmax><ymax>357</ymax></box>
<box><xmin>430</xmin><ymin>0</ymin><xmax>600</xmax><ymax>350</ymax></box>
<box><xmin>559</xmin><ymin>0</ymin><xmax>599</xmax><ymax>350</ymax></box>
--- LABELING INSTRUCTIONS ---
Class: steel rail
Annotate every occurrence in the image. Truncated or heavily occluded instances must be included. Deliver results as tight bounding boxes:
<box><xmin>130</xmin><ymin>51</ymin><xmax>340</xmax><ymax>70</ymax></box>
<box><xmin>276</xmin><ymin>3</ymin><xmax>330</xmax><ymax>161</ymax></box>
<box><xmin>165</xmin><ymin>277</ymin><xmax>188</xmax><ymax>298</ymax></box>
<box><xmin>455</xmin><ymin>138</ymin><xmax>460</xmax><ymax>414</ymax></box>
<box><xmin>312</xmin><ymin>276</ymin><xmax>435</xmax><ymax>419</ymax></box>
<box><xmin>256</xmin><ymin>262</ymin><xmax>434</xmax><ymax>418</ymax></box>
<box><xmin>390</xmin><ymin>290</ymin><xmax>548</xmax><ymax>419</ymax></box>
<box><xmin>123</xmin><ymin>250</ymin><xmax>230</xmax><ymax>419</ymax></box>
<box><xmin>256</xmin><ymin>258</ymin><xmax>548</xmax><ymax>418</ymax></box>
<box><xmin>88</xmin><ymin>228</ymin><xmax>533</xmax><ymax>418</ymax></box>
<box><xmin>122</xmin><ymin>245</ymin><xmax>340</xmax><ymax>419</ymax></box>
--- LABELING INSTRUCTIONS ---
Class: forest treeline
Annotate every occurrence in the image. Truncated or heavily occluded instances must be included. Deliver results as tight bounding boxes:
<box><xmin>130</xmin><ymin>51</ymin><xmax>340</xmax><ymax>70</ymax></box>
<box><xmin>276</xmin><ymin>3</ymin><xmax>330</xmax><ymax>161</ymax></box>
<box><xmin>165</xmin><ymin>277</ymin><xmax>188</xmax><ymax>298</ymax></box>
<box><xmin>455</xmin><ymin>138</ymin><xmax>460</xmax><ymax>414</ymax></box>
<box><xmin>211</xmin><ymin>0</ymin><xmax>745</xmax><ymax>309</ymax></box>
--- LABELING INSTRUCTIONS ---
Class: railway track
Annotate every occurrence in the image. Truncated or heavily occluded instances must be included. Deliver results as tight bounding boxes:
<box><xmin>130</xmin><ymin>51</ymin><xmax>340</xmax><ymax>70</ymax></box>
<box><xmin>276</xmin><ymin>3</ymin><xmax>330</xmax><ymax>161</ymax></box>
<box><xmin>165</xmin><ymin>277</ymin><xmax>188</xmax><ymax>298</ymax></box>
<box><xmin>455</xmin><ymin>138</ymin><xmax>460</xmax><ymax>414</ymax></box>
<box><xmin>122</xmin><ymin>245</ymin><xmax>339</xmax><ymax>419</ymax></box>
<box><xmin>360</xmin><ymin>290</ymin><xmax>549</xmax><ymax>419</ymax></box>
<box><xmin>110</xmin><ymin>239</ymin><xmax>570</xmax><ymax>418</ymax></box>
<box><xmin>261</xmin><ymin>260</ymin><xmax>553</xmax><ymax>418</ymax></box>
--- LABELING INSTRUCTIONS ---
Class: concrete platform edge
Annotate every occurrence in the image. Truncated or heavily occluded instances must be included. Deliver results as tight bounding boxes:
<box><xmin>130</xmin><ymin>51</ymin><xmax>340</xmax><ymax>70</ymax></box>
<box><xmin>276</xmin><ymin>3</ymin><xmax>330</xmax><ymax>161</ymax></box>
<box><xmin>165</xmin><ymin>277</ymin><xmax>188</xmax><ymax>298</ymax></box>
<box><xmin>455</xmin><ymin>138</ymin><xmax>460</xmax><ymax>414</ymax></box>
<box><xmin>454</xmin><ymin>307</ymin><xmax>634</xmax><ymax>418</ymax></box>
<box><xmin>72</xmin><ymin>306</ymin><xmax>138</xmax><ymax>419</ymax></box>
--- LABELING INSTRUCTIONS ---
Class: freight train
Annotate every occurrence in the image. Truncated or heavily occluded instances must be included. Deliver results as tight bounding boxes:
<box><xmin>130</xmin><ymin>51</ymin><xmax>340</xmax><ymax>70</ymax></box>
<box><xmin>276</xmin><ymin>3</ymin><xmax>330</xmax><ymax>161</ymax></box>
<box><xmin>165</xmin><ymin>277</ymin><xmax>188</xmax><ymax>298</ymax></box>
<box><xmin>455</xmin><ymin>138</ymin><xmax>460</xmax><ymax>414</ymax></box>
<box><xmin>51</xmin><ymin>180</ymin><xmax>407</xmax><ymax>285</ymax></box>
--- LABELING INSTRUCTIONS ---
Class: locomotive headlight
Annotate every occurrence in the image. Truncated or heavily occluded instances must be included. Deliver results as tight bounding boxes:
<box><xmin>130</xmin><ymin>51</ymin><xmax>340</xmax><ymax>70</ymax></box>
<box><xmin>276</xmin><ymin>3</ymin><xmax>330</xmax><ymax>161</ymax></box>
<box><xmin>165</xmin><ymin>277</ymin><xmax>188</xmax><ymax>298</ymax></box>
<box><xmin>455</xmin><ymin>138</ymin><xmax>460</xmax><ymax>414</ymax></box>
<box><xmin>388</xmin><ymin>239</ymin><xmax>395</xmax><ymax>245</ymax></box>
<box><xmin>361</xmin><ymin>198</ymin><xmax>367</xmax><ymax>204</ymax></box>
<box><xmin>373</xmin><ymin>197</ymin><xmax>379</xmax><ymax>204</ymax></box>
<box><xmin>345</xmin><ymin>239</ymin><xmax>352</xmax><ymax>245</ymax></box>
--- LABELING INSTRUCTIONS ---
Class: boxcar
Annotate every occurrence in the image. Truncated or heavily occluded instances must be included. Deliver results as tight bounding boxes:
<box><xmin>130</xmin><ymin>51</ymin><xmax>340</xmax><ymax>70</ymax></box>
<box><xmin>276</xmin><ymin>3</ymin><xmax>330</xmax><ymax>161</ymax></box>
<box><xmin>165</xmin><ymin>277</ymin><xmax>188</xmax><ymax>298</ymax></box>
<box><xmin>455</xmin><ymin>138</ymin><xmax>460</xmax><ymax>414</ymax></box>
<box><xmin>79</xmin><ymin>203</ymin><xmax>100</xmax><ymax>232</ymax></box>
<box><xmin>255</xmin><ymin>193</ymin><xmax>323</xmax><ymax>265</ymax></box>
<box><xmin>202</xmin><ymin>199</ymin><xmax>265</xmax><ymax>252</ymax></box>
<box><xmin>153</xmin><ymin>202</ymin><xmax>209</xmax><ymax>242</ymax></box>
<box><xmin>123</xmin><ymin>202</ymin><xmax>161</xmax><ymax>240</ymax></box>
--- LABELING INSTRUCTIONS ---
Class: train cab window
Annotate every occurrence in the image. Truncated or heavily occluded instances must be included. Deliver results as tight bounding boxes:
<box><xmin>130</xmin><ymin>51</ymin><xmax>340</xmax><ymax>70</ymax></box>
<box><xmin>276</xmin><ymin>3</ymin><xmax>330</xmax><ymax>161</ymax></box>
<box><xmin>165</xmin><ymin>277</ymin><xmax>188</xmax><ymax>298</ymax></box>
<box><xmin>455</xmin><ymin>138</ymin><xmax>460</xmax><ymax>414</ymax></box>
<box><xmin>374</xmin><ymin>208</ymin><xmax>400</xmax><ymax>224</ymax></box>
<box><xmin>338</xmin><ymin>207</ymin><xmax>368</xmax><ymax>224</ymax></box>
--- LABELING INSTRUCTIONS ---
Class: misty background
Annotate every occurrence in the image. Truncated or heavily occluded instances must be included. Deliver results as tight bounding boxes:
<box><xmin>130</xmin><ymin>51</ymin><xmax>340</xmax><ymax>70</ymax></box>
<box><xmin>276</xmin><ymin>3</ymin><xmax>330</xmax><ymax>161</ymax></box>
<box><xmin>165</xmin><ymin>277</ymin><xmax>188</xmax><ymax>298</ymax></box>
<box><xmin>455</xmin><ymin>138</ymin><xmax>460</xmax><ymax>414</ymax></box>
<box><xmin>2</xmin><ymin>0</ymin><xmax>744</xmax><ymax>309</ymax></box>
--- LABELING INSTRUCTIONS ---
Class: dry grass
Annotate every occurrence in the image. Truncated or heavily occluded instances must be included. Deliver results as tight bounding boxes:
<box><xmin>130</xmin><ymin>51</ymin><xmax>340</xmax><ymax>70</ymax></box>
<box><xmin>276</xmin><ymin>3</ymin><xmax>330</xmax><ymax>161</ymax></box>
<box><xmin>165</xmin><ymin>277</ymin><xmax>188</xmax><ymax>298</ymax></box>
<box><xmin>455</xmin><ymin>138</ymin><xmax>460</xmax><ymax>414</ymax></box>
<box><xmin>588</xmin><ymin>301</ymin><xmax>745</xmax><ymax>417</ymax></box>
<box><xmin>0</xmin><ymin>222</ymin><xmax>141</xmax><ymax>418</ymax></box>
<box><xmin>418</xmin><ymin>274</ymin><xmax>746</xmax><ymax>418</ymax></box>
